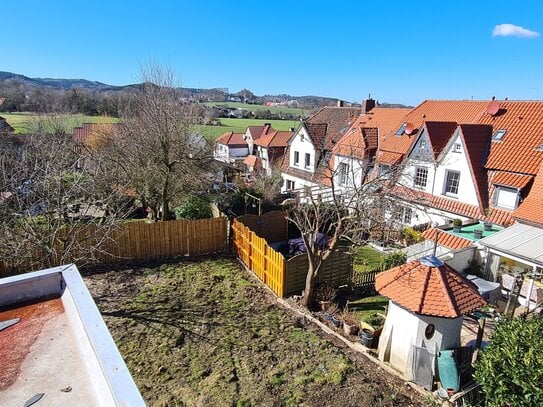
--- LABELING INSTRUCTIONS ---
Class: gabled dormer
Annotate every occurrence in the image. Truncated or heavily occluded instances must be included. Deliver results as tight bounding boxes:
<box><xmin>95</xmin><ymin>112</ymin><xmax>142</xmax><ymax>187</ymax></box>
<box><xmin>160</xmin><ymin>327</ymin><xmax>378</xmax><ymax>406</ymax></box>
<box><xmin>407</xmin><ymin>122</ymin><xmax>458</xmax><ymax>162</ymax></box>
<box><xmin>288</xmin><ymin>124</ymin><xmax>317</xmax><ymax>173</ymax></box>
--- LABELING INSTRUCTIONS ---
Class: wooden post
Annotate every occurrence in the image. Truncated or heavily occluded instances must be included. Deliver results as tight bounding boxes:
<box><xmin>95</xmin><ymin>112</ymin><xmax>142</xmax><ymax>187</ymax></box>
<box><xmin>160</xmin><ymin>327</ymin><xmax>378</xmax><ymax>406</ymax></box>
<box><xmin>472</xmin><ymin>317</ymin><xmax>486</xmax><ymax>365</ymax></box>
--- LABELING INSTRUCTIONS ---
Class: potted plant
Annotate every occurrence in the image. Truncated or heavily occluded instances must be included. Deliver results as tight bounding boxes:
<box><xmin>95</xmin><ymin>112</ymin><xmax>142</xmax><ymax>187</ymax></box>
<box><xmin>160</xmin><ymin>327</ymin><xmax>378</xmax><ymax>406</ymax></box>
<box><xmin>359</xmin><ymin>313</ymin><xmax>385</xmax><ymax>348</ymax></box>
<box><xmin>341</xmin><ymin>309</ymin><xmax>360</xmax><ymax>336</ymax></box>
<box><xmin>315</xmin><ymin>284</ymin><xmax>337</xmax><ymax>311</ymax></box>
<box><xmin>473</xmin><ymin>226</ymin><xmax>483</xmax><ymax>239</ymax></box>
<box><xmin>452</xmin><ymin>218</ymin><xmax>462</xmax><ymax>232</ymax></box>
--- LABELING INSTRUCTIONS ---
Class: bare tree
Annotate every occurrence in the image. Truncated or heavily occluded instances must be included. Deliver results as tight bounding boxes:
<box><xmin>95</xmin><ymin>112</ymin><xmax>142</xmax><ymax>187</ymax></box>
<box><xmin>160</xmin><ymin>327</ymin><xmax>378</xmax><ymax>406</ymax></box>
<box><xmin>102</xmin><ymin>64</ymin><xmax>213</xmax><ymax>221</ymax></box>
<box><xmin>283</xmin><ymin>156</ymin><xmax>407</xmax><ymax>308</ymax></box>
<box><xmin>0</xmin><ymin>116</ymin><xmax>129</xmax><ymax>273</ymax></box>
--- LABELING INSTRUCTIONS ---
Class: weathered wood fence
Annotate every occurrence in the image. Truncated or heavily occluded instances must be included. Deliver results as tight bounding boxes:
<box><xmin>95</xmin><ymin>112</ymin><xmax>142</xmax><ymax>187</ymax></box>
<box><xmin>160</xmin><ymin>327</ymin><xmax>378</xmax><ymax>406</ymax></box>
<box><xmin>0</xmin><ymin>217</ymin><xmax>228</xmax><ymax>276</ymax></box>
<box><xmin>232</xmin><ymin>212</ymin><xmax>353</xmax><ymax>297</ymax></box>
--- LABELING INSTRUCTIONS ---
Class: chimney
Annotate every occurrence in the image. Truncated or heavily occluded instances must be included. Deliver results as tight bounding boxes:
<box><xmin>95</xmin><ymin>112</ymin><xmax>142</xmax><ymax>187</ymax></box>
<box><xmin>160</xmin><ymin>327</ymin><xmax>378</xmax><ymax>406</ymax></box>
<box><xmin>289</xmin><ymin>127</ymin><xmax>295</xmax><ymax>132</ymax></box>
<box><xmin>361</xmin><ymin>96</ymin><xmax>376</xmax><ymax>113</ymax></box>
<box><xmin>336</xmin><ymin>100</ymin><xmax>344</xmax><ymax>107</ymax></box>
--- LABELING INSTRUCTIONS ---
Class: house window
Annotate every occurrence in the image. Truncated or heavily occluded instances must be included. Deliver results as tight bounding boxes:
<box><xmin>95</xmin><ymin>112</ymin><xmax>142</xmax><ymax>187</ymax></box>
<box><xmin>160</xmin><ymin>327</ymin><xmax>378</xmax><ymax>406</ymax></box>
<box><xmin>395</xmin><ymin>123</ymin><xmax>407</xmax><ymax>136</ymax></box>
<box><xmin>492</xmin><ymin>129</ymin><xmax>507</xmax><ymax>141</ymax></box>
<box><xmin>420</xmin><ymin>139</ymin><xmax>426</xmax><ymax>150</ymax></box>
<box><xmin>294</xmin><ymin>151</ymin><xmax>300</xmax><ymax>166</ymax></box>
<box><xmin>453</xmin><ymin>143</ymin><xmax>462</xmax><ymax>153</ymax></box>
<box><xmin>396</xmin><ymin>206</ymin><xmax>413</xmax><ymax>224</ymax></box>
<box><xmin>444</xmin><ymin>170</ymin><xmax>460</xmax><ymax>195</ymax></box>
<box><xmin>378</xmin><ymin>164</ymin><xmax>391</xmax><ymax>178</ymax></box>
<box><xmin>414</xmin><ymin>167</ymin><xmax>428</xmax><ymax>188</ymax></box>
<box><xmin>494</xmin><ymin>186</ymin><xmax>519</xmax><ymax>209</ymax></box>
<box><xmin>337</xmin><ymin>162</ymin><xmax>349</xmax><ymax>185</ymax></box>
<box><xmin>286</xmin><ymin>180</ymin><xmax>295</xmax><ymax>190</ymax></box>
<box><xmin>305</xmin><ymin>153</ymin><xmax>311</xmax><ymax>168</ymax></box>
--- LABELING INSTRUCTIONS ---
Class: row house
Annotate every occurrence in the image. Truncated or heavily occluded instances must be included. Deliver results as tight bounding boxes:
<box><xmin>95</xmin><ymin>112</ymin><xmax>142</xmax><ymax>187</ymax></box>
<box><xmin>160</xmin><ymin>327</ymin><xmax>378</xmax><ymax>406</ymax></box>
<box><xmin>253</xmin><ymin>129</ymin><xmax>293</xmax><ymax>176</ymax></box>
<box><xmin>214</xmin><ymin>131</ymin><xmax>249</xmax><ymax>164</ymax></box>
<box><xmin>280</xmin><ymin>105</ymin><xmax>362</xmax><ymax>192</ymax></box>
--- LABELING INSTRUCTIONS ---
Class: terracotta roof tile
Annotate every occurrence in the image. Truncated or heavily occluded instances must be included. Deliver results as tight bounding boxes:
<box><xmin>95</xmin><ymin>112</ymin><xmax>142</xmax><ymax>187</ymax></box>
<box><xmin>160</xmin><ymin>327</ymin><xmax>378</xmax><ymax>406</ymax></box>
<box><xmin>376</xmin><ymin>151</ymin><xmax>403</xmax><ymax>165</ymax></box>
<box><xmin>255</xmin><ymin>130</ymin><xmax>293</xmax><ymax>147</ymax></box>
<box><xmin>421</xmin><ymin>228</ymin><xmax>473</xmax><ymax>250</ymax></box>
<box><xmin>478</xmin><ymin>101</ymin><xmax>543</xmax><ymax>174</ymax></box>
<box><xmin>514</xmin><ymin>162</ymin><xmax>543</xmax><ymax>226</ymax></box>
<box><xmin>243</xmin><ymin>155</ymin><xmax>260</xmax><ymax>168</ymax></box>
<box><xmin>424</xmin><ymin>121</ymin><xmax>458</xmax><ymax>159</ymax></box>
<box><xmin>246</xmin><ymin>126</ymin><xmax>266</xmax><ymax>140</ymax></box>
<box><xmin>305</xmin><ymin>107</ymin><xmax>361</xmax><ymax>150</ymax></box>
<box><xmin>72</xmin><ymin>122</ymin><xmax>118</xmax><ymax>148</ymax></box>
<box><xmin>491</xmin><ymin>171</ymin><xmax>534</xmax><ymax>189</ymax></box>
<box><xmin>215</xmin><ymin>131</ymin><xmax>247</xmax><ymax>146</ymax></box>
<box><xmin>375</xmin><ymin>257</ymin><xmax>486</xmax><ymax>318</ymax></box>
<box><xmin>332</xmin><ymin>127</ymin><xmax>378</xmax><ymax>159</ymax></box>
<box><xmin>390</xmin><ymin>185</ymin><xmax>514</xmax><ymax>226</ymax></box>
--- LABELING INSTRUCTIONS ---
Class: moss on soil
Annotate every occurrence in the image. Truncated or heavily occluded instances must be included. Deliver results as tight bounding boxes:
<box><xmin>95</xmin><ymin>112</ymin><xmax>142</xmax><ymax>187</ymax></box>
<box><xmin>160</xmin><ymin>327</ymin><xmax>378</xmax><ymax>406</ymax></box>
<box><xmin>84</xmin><ymin>257</ymin><xmax>427</xmax><ymax>407</ymax></box>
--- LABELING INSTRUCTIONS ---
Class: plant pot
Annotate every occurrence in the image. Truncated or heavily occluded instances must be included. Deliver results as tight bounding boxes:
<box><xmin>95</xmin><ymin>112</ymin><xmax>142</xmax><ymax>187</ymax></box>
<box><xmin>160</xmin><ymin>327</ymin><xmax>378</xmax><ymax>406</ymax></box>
<box><xmin>453</xmin><ymin>226</ymin><xmax>461</xmax><ymax>233</ymax></box>
<box><xmin>343</xmin><ymin>321</ymin><xmax>359</xmax><ymax>336</ymax></box>
<box><xmin>473</xmin><ymin>230</ymin><xmax>483</xmax><ymax>239</ymax></box>
<box><xmin>484</xmin><ymin>223</ymin><xmax>492</xmax><ymax>231</ymax></box>
<box><xmin>359</xmin><ymin>328</ymin><xmax>375</xmax><ymax>348</ymax></box>
<box><xmin>330</xmin><ymin>315</ymin><xmax>341</xmax><ymax>328</ymax></box>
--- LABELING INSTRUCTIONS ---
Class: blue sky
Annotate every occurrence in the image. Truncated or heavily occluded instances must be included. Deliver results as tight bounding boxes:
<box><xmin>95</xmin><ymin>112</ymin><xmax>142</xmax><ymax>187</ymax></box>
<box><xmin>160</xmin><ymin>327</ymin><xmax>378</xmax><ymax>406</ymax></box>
<box><xmin>2</xmin><ymin>1</ymin><xmax>543</xmax><ymax>105</ymax></box>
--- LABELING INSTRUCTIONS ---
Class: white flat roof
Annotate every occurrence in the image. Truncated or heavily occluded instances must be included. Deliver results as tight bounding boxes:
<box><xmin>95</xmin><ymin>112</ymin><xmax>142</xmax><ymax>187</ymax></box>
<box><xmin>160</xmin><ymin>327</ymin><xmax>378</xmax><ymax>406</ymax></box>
<box><xmin>0</xmin><ymin>264</ymin><xmax>144</xmax><ymax>406</ymax></box>
<box><xmin>478</xmin><ymin>222</ymin><xmax>543</xmax><ymax>266</ymax></box>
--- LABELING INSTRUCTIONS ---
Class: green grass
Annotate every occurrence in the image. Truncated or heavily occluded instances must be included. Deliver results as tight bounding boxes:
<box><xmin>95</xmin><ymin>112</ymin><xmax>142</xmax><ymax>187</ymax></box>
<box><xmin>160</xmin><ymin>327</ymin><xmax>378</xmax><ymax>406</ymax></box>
<box><xmin>203</xmin><ymin>101</ymin><xmax>311</xmax><ymax>116</ymax></box>
<box><xmin>353</xmin><ymin>245</ymin><xmax>384</xmax><ymax>272</ymax></box>
<box><xmin>198</xmin><ymin>118</ymin><xmax>300</xmax><ymax>141</ymax></box>
<box><xmin>0</xmin><ymin>112</ymin><xmax>119</xmax><ymax>134</ymax></box>
<box><xmin>348</xmin><ymin>295</ymin><xmax>389</xmax><ymax>323</ymax></box>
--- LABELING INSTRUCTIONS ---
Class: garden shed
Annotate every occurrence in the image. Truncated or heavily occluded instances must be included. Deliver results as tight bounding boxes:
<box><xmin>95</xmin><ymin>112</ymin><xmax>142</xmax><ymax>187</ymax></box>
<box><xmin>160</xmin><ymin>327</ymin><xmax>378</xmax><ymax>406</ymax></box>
<box><xmin>375</xmin><ymin>255</ymin><xmax>486</xmax><ymax>386</ymax></box>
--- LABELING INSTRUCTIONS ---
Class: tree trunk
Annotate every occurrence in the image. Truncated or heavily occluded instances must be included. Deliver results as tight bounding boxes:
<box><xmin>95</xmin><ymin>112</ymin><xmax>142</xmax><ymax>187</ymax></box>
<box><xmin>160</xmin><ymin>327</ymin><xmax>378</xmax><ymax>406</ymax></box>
<box><xmin>302</xmin><ymin>254</ymin><xmax>319</xmax><ymax>310</ymax></box>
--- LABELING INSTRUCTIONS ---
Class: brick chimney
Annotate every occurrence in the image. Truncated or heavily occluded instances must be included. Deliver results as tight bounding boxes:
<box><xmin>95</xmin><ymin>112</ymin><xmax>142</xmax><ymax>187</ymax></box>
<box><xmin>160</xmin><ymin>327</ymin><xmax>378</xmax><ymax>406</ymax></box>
<box><xmin>336</xmin><ymin>100</ymin><xmax>344</xmax><ymax>107</ymax></box>
<box><xmin>361</xmin><ymin>97</ymin><xmax>376</xmax><ymax>113</ymax></box>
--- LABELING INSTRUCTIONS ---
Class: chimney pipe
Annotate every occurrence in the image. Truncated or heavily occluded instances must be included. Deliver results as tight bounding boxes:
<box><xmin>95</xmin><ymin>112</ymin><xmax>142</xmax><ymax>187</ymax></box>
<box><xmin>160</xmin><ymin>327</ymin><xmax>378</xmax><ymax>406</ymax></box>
<box><xmin>361</xmin><ymin>97</ymin><xmax>376</xmax><ymax>113</ymax></box>
<box><xmin>336</xmin><ymin>100</ymin><xmax>344</xmax><ymax>107</ymax></box>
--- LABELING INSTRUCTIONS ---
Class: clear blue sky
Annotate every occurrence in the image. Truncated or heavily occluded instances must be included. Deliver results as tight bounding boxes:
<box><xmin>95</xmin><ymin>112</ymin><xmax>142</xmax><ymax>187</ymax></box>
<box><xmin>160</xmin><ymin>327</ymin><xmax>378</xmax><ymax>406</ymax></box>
<box><xmin>2</xmin><ymin>0</ymin><xmax>543</xmax><ymax>105</ymax></box>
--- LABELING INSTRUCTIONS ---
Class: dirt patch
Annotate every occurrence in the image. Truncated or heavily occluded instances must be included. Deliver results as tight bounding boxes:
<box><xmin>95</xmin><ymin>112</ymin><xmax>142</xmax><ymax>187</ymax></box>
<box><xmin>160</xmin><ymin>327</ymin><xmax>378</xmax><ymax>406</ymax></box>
<box><xmin>84</xmin><ymin>256</ymin><xmax>429</xmax><ymax>406</ymax></box>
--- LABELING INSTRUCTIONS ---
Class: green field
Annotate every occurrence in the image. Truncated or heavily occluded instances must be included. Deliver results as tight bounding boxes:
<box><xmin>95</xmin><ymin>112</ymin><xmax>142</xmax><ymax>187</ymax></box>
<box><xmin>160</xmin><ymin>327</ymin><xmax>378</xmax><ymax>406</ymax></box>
<box><xmin>204</xmin><ymin>101</ymin><xmax>311</xmax><ymax>117</ymax></box>
<box><xmin>353</xmin><ymin>245</ymin><xmax>385</xmax><ymax>272</ymax></box>
<box><xmin>198</xmin><ymin>118</ymin><xmax>300</xmax><ymax>141</ymax></box>
<box><xmin>0</xmin><ymin>112</ymin><xmax>119</xmax><ymax>134</ymax></box>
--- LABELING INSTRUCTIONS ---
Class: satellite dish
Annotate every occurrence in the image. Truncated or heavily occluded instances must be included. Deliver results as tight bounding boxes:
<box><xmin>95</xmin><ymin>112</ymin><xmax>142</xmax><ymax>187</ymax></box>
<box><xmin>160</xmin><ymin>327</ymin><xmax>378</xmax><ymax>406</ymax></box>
<box><xmin>486</xmin><ymin>100</ymin><xmax>500</xmax><ymax>116</ymax></box>
<box><xmin>419</xmin><ymin>255</ymin><xmax>444</xmax><ymax>267</ymax></box>
<box><xmin>404</xmin><ymin>122</ymin><xmax>414</xmax><ymax>135</ymax></box>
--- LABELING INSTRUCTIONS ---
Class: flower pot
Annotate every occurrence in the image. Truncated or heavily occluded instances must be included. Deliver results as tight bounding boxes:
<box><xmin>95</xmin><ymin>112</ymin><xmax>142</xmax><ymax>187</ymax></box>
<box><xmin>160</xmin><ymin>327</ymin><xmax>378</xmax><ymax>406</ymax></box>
<box><xmin>453</xmin><ymin>226</ymin><xmax>461</xmax><ymax>233</ymax></box>
<box><xmin>484</xmin><ymin>223</ymin><xmax>492</xmax><ymax>231</ymax></box>
<box><xmin>343</xmin><ymin>321</ymin><xmax>359</xmax><ymax>336</ymax></box>
<box><xmin>473</xmin><ymin>230</ymin><xmax>483</xmax><ymax>239</ymax></box>
<box><xmin>359</xmin><ymin>328</ymin><xmax>374</xmax><ymax>348</ymax></box>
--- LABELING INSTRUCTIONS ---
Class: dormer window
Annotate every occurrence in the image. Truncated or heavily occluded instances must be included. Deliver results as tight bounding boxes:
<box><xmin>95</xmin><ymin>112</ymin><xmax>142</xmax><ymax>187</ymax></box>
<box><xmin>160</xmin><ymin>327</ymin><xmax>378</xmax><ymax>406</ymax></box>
<box><xmin>395</xmin><ymin>123</ymin><xmax>407</xmax><ymax>136</ymax></box>
<box><xmin>492</xmin><ymin>129</ymin><xmax>507</xmax><ymax>141</ymax></box>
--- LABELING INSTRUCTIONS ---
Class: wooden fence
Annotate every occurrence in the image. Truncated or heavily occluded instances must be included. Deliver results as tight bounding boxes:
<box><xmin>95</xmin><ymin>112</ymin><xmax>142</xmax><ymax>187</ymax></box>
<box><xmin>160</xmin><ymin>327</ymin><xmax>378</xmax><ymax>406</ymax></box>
<box><xmin>232</xmin><ymin>217</ymin><xmax>353</xmax><ymax>297</ymax></box>
<box><xmin>0</xmin><ymin>217</ymin><xmax>228</xmax><ymax>276</ymax></box>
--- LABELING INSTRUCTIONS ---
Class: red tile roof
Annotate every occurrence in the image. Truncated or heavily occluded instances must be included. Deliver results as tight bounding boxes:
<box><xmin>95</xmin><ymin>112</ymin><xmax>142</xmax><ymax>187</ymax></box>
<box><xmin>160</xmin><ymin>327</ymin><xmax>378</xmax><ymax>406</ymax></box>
<box><xmin>375</xmin><ymin>257</ymin><xmax>486</xmax><ymax>318</ymax></box>
<box><xmin>514</xmin><ymin>162</ymin><xmax>543</xmax><ymax>226</ymax></box>
<box><xmin>491</xmin><ymin>171</ymin><xmax>534</xmax><ymax>189</ymax></box>
<box><xmin>255</xmin><ymin>130</ymin><xmax>293</xmax><ymax>147</ymax></box>
<box><xmin>421</xmin><ymin>228</ymin><xmax>473</xmax><ymax>250</ymax></box>
<box><xmin>305</xmin><ymin>107</ymin><xmax>361</xmax><ymax>150</ymax></box>
<box><xmin>376</xmin><ymin>151</ymin><xmax>403</xmax><ymax>165</ymax></box>
<box><xmin>246</xmin><ymin>126</ymin><xmax>266</xmax><ymax>140</ymax></box>
<box><xmin>478</xmin><ymin>101</ymin><xmax>543</xmax><ymax>174</ymax></box>
<box><xmin>332</xmin><ymin>127</ymin><xmax>378</xmax><ymax>159</ymax></box>
<box><xmin>243</xmin><ymin>155</ymin><xmax>260</xmax><ymax>168</ymax></box>
<box><xmin>424</xmin><ymin>121</ymin><xmax>458</xmax><ymax>159</ymax></box>
<box><xmin>215</xmin><ymin>131</ymin><xmax>247</xmax><ymax>146</ymax></box>
<box><xmin>72</xmin><ymin>123</ymin><xmax>118</xmax><ymax>148</ymax></box>
<box><xmin>389</xmin><ymin>185</ymin><xmax>514</xmax><ymax>226</ymax></box>
<box><xmin>458</xmin><ymin>124</ymin><xmax>493</xmax><ymax>212</ymax></box>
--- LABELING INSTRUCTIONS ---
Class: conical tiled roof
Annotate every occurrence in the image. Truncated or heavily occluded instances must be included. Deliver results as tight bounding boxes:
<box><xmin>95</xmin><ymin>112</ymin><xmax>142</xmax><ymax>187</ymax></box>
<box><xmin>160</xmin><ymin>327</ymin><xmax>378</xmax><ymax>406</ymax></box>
<box><xmin>375</xmin><ymin>256</ymin><xmax>486</xmax><ymax>318</ymax></box>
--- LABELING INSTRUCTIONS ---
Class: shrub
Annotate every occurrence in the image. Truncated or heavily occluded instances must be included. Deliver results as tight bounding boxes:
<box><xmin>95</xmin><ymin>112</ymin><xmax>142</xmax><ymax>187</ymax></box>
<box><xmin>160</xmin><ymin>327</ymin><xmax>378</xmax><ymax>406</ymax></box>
<box><xmin>381</xmin><ymin>251</ymin><xmax>407</xmax><ymax>270</ymax></box>
<box><xmin>474</xmin><ymin>316</ymin><xmax>543</xmax><ymax>407</ymax></box>
<box><xmin>174</xmin><ymin>195</ymin><xmax>212</xmax><ymax>220</ymax></box>
<box><xmin>402</xmin><ymin>227</ymin><xmax>423</xmax><ymax>245</ymax></box>
<box><xmin>452</xmin><ymin>218</ymin><xmax>463</xmax><ymax>227</ymax></box>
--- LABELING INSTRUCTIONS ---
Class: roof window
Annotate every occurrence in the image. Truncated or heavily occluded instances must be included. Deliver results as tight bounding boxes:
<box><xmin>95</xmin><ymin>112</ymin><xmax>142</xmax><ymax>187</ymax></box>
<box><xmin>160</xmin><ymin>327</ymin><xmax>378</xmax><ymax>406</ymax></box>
<box><xmin>492</xmin><ymin>129</ymin><xmax>507</xmax><ymax>141</ymax></box>
<box><xmin>395</xmin><ymin>123</ymin><xmax>407</xmax><ymax>136</ymax></box>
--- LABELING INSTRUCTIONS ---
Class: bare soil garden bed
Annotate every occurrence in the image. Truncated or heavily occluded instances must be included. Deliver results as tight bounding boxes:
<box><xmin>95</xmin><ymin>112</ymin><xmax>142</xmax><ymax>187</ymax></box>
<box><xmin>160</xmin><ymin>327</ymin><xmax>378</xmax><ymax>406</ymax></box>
<box><xmin>84</xmin><ymin>256</ymin><xmax>428</xmax><ymax>406</ymax></box>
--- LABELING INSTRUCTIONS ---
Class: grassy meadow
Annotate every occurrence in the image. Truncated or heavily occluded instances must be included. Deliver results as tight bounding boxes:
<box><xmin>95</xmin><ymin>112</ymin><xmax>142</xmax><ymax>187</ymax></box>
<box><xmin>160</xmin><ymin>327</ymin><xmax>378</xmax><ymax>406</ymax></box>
<box><xmin>0</xmin><ymin>112</ymin><xmax>119</xmax><ymax>134</ymax></box>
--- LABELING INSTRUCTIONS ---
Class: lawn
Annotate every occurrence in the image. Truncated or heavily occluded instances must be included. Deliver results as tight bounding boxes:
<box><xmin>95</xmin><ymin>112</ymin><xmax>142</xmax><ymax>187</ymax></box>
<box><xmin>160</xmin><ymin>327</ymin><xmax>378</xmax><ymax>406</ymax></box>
<box><xmin>348</xmin><ymin>295</ymin><xmax>389</xmax><ymax>324</ymax></box>
<box><xmin>353</xmin><ymin>245</ymin><xmax>385</xmax><ymax>273</ymax></box>
<box><xmin>203</xmin><ymin>101</ymin><xmax>311</xmax><ymax>117</ymax></box>
<box><xmin>0</xmin><ymin>112</ymin><xmax>119</xmax><ymax>134</ymax></box>
<box><xmin>84</xmin><ymin>257</ymin><xmax>425</xmax><ymax>406</ymax></box>
<box><xmin>198</xmin><ymin>118</ymin><xmax>300</xmax><ymax>141</ymax></box>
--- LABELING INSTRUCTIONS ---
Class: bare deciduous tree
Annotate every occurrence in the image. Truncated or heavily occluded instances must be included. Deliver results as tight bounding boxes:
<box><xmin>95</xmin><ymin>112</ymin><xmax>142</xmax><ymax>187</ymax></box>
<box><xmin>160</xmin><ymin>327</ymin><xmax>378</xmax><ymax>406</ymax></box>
<box><xmin>283</xmin><ymin>156</ymin><xmax>408</xmax><ymax>308</ymax></box>
<box><xmin>102</xmin><ymin>64</ymin><xmax>213</xmax><ymax>221</ymax></box>
<box><xmin>0</xmin><ymin>116</ymin><xmax>129</xmax><ymax>273</ymax></box>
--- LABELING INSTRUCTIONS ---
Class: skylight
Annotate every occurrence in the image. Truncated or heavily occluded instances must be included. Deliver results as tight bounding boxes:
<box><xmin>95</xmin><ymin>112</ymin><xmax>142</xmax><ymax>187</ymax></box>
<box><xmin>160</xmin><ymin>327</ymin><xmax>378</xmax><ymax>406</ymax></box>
<box><xmin>492</xmin><ymin>129</ymin><xmax>507</xmax><ymax>141</ymax></box>
<box><xmin>395</xmin><ymin>123</ymin><xmax>407</xmax><ymax>136</ymax></box>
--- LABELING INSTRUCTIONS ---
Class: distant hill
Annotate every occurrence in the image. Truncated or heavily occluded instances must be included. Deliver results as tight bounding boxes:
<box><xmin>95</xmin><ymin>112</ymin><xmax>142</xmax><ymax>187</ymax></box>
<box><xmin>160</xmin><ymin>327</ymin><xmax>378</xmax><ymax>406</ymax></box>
<box><xmin>0</xmin><ymin>71</ymin><xmax>412</xmax><ymax>111</ymax></box>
